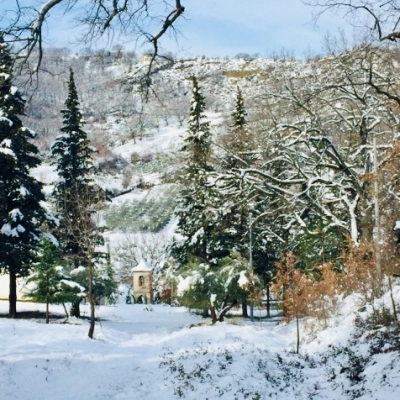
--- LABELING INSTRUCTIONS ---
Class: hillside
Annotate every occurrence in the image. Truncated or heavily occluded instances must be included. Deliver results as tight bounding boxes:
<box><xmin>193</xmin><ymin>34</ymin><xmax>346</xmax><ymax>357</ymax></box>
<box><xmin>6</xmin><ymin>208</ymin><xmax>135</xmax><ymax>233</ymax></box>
<box><xmin>22</xmin><ymin>50</ymin><xmax>321</xmax><ymax>222</ymax></box>
<box><xmin>23</xmin><ymin>50</ymin><xmax>306</xmax><ymax>154</ymax></box>
<box><xmin>21</xmin><ymin>47</ymin><xmax>400</xmax><ymax>286</ymax></box>
<box><xmin>1</xmin><ymin>45</ymin><xmax>400</xmax><ymax>399</ymax></box>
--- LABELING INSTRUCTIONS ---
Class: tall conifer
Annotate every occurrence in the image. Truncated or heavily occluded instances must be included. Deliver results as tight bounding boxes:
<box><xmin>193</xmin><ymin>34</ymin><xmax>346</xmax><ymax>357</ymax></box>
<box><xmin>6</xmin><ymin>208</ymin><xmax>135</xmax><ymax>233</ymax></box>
<box><xmin>51</xmin><ymin>68</ymin><xmax>97</xmax><ymax>258</ymax></box>
<box><xmin>171</xmin><ymin>77</ymin><xmax>222</xmax><ymax>263</ymax></box>
<box><xmin>0</xmin><ymin>34</ymin><xmax>46</xmax><ymax>317</ymax></box>
<box><xmin>51</xmin><ymin>69</ymin><xmax>111</xmax><ymax>335</ymax></box>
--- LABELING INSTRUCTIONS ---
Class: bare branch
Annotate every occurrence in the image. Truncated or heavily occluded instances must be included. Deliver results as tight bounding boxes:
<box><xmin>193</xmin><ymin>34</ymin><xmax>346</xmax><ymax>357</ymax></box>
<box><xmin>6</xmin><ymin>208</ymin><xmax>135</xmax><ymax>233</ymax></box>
<box><xmin>304</xmin><ymin>1</ymin><xmax>400</xmax><ymax>43</ymax></box>
<box><xmin>2</xmin><ymin>0</ymin><xmax>185</xmax><ymax>84</ymax></box>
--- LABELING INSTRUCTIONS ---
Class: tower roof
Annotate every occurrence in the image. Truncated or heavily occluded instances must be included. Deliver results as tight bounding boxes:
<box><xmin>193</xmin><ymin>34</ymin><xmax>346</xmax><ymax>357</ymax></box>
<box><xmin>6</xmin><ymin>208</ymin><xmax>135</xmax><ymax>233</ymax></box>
<box><xmin>131</xmin><ymin>260</ymin><xmax>153</xmax><ymax>272</ymax></box>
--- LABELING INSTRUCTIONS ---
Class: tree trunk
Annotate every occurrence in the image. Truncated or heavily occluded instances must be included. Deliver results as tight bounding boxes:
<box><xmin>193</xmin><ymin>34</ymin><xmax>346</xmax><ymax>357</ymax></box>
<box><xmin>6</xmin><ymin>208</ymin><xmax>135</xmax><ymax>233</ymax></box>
<box><xmin>210</xmin><ymin>306</ymin><xmax>217</xmax><ymax>324</ymax></box>
<box><xmin>218</xmin><ymin>300</ymin><xmax>238</xmax><ymax>322</ymax></box>
<box><xmin>62</xmin><ymin>303</ymin><xmax>69</xmax><ymax>318</ymax></box>
<box><xmin>388</xmin><ymin>275</ymin><xmax>398</xmax><ymax>322</ymax></box>
<box><xmin>242</xmin><ymin>299</ymin><xmax>248</xmax><ymax>318</ymax></box>
<box><xmin>46</xmin><ymin>300</ymin><xmax>49</xmax><ymax>324</ymax></box>
<box><xmin>296</xmin><ymin>316</ymin><xmax>300</xmax><ymax>354</ymax></box>
<box><xmin>202</xmin><ymin>307</ymin><xmax>209</xmax><ymax>318</ymax></box>
<box><xmin>282</xmin><ymin>286</ymin><xmax>289</xmax><ymax>317</ymax></box>
<box><xmin>9</xmin><ymin>266</ymin><xmax>17</xmax><ymax>318</ymax></box>
<box><xmin>266</xmin><ymin>284</ymin><xmax>271</xmax><ymax>318</ymax></box>
<box><xmin>88</xmin><ymin>263</ymin><xmax>95</xmax><ymax>339</ymax></box>
<box><xmin>359</xmin><ymin>195</ymin><xmax>373</xmax><ymax>242</ymax></box>
<box><xmin>70</xmin><ymin>300</ymin><xmax>81</xmax><ymax>318</ymax></box>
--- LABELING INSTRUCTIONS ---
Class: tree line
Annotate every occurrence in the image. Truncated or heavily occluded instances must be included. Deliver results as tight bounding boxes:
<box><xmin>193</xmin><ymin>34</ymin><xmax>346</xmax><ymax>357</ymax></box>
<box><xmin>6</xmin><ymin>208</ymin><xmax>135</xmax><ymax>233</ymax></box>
<box><xmin>0</xmin><ymin>35</ymin><xmax>116</xmax><ymax>337</ymax></box>
<box><xmin>170</xmin><ymin>45</ymin><xmax>400</xmax><ymax>346</ymax></box>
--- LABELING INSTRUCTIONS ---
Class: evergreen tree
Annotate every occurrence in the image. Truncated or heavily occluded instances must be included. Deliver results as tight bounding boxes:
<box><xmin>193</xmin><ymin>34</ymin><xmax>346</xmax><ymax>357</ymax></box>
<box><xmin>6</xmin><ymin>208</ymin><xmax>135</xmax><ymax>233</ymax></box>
<box><xmin>51</xmin><ymin>68</ymin><xmax>108</xmax><ymax>337</ymax></box>
<box><xmin>218</xmin><ymin>88</ymin><xmax>252</xmax><ymax>252</ymax></box>
<box><xmin>222</xmin><ymin>87</ymin><xmax>256</xmax><ymax>170</ymax></box>
<box><xmin>212</xmin><ymin>88</ymin><xmax>259</xmax><ymax>262</ymax></box>
<box><xmin>0</xmin><ymin>34</ymin><xmax>46</xmax><ymax>317</ymax></box>
<box><xmin>51</xmin><ymin>68</ymin><xmax>97</xmax><ymax>259</ymax></box>
<box><xmin>24</xmin><ymin>235</ymin><xmax>85</xmax><ymax>323</ymax></box>
<box><xmin>171</xmin><ymin>77</ymin><xmax>221</xmax><ymax>263</ymax></box>
<box><xmin>231</xmin><ymin>86</ymin><xmax>246</xmax><ymax>130</ymax></box>
<box><xmin>217</xmin><ymin>89</ymin><xmax>281</xmax><ymax>316</ymax></box>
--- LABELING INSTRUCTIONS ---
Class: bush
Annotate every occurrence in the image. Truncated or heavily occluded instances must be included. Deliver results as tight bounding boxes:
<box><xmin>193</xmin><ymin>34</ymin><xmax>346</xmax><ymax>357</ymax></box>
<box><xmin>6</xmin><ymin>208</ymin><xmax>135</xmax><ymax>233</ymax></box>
<box><xmin>97</xmin><ymin>156</ymin><xmax>129</xmax><ymax>171</ymax></box>
<box><xmin>130</xmin><ymin>151</ymin><xmax>153</xmax><ymax>164</ymax></box>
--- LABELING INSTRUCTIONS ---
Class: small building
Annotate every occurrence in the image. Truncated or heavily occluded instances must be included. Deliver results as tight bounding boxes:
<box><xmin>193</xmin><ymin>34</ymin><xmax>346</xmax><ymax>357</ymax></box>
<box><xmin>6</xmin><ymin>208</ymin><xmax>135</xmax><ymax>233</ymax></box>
<box><xmin>132</xmin><ymin>260</ymin><xmax>153</xmax><ymax>304</ymax></box>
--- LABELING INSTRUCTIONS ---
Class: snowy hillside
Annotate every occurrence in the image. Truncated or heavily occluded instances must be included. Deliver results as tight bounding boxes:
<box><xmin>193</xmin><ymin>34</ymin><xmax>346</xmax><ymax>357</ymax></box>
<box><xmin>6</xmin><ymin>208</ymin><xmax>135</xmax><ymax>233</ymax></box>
<box><xmin>22</xmin><ymin>51</ymin><xmax>313</xmax><ymax>243</ymax></box>
<box><xmin>23</xmin><ymin>50</ymin><xmax>306</xmax><ymax>154</ymax></box>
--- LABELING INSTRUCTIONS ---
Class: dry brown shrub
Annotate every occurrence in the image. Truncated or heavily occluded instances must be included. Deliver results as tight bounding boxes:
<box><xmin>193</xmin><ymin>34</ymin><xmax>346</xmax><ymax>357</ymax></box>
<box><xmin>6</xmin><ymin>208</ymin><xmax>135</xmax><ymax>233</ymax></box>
<box><xmin>339</xmin><ymin>241</ymin><xmax>381</xmax><ymax>305</ymax></box>
<box><xmin>92</xmin><ymin>141</ymin><xmax>113</xmax><ymax>158</ymax></box>
<box><xmin>339</xmin><ymin>239</ymin><xmax>399</xmax><ymax>326</ymax></box>
<box><xmin>273</xmin><ymin>253</ymin><xmax>307</xmax><ymax>319</ymax></box>
<box><xmin>306</xmin><ymin>263</ymin><xmax>339</xmax><ymax>329</ymax></box>
<box><xmin>274</xmin><ymin>254</ymin><xmax>338</xmax><ymax>321</ymax></box>
<box><xmin>273</xmin><ymin>252</ymin><xmax>309</xmax><ymax>352</ymax></box>
<box><xmin>273</xmin><ymin>253</ymin><xmax>342</xmax><ymax>350</ymax></box>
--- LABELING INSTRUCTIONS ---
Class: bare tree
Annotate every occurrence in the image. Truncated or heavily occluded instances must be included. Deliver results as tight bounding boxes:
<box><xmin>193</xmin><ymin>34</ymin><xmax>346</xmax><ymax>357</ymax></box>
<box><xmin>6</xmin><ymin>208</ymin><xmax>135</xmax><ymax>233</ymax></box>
<box><xmin>305</xmin><ymin>1</ymin><xmax>400</xmax><ymax>43</ymax></box>
<box><xmin>213</xmin><ymin>46</ymin><xmax>400</xmax><ymax>254</ymax></box>
<box><xmin>2</xmin><ymin>0</ymin><xmax>185</xmax><ymax>79</ymax></box>
<box><xmin>112</xmin><ymin>232</ymin><xmax>169</xmax><ymax>284</ymax></box>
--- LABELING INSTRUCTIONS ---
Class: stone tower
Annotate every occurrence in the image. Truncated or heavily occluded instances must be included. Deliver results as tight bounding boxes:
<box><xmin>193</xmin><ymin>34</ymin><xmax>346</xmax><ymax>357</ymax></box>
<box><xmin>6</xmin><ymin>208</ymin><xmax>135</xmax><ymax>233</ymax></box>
<box><xmin>132</xmin><ymin>260</ymin><xmax>153</xmax><ymax>303</ymax></box>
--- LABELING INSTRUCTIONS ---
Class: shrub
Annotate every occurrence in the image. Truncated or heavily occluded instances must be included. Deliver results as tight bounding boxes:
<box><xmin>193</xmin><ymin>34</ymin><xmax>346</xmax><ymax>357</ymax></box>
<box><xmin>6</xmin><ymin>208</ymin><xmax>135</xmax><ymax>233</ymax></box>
<box><xmin>130</xmin><ymin>151</ymin><xmax>153</xmax><ymax>164</ymax></box>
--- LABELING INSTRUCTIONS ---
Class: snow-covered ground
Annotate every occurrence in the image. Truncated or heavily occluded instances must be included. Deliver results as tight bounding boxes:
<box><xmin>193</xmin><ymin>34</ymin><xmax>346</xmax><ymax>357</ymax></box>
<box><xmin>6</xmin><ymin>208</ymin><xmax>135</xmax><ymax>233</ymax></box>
<box><xmin>1</xmin><ymin>296</ymin><xmax>400</xmax><ymax>399</ymax></box>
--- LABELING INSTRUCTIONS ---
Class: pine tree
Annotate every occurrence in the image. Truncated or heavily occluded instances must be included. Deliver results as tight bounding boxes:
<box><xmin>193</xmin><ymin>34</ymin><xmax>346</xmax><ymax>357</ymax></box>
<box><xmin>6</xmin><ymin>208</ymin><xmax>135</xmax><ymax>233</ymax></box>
<box><xmin>231</xmin><ymin>86</ymin><xmax>246</xmax><ymax>130</ymax></box>
<box><xmin>214</xmin><ymin>88</ymin><xmax>255</xmax><ymax>260</ymax></box>
<box><xmin>24</xmin><ymin>235</ymin><xmax>85</xmax><ymax>323</ymax></box>
<box><xmin>51</xmin><ymin>68</ymin><xmax>97</xmax><ymax>259</ymax></box>
<box><xmin>51</xmin><ymin>68</ymin><xmax>107</xmax><ymax>337</ymax></box>
<box><xmin>171</xmin><ymin>77</ymin><xmax>221</xmax><ymax>263</ymax></box>
<box><xmin>182</xmin><ymin>76</ymin><xmax>212</xmax><ymax>170</ymax></box>
<box><xmin>223</xmin><ymin>87</ymin><xmax>256</xmax><ymax>170</ymax></box>
<box><xmin>216</xmin><ymin>89</ymin><xmax>281</xmax><ymax>316</ymax></box>
<box><xmin>0</xmin><ymin>34</ymin><xmax>46</xmax><ymax>317</ymax></box>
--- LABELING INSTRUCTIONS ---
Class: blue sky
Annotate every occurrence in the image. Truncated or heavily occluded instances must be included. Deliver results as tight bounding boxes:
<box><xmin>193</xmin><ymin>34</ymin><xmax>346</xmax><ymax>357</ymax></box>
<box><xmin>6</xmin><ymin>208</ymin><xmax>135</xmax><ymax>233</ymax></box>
<box><xmin>1</xmin><ymin>0</ymin><xmax>353</xmax><ymax>58</ymax></box>
<box><xmin>175</xmin><ymin>0</ymin><xmax>336</xmax><ymax>58</ymax></box>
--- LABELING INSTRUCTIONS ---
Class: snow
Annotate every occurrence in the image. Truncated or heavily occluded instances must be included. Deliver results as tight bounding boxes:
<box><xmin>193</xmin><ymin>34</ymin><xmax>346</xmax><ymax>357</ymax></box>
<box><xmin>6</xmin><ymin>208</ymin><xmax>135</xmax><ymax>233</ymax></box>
<box><xmin>1</xmin><ymin>138</ymin><xmax>12</xmax><ymax>147</ymax></box>
<box><xmin>18</xmin><ymin>186</ymin><xmax>29</xmax><ymax>197</ymax></box>
<box><xmin>177</xmin><ymin>275</ymin><xmax>194</xmax><ymax>296</ymax></box>
<box><xmin>238</xmin><ymin>270</ymin><xmax>249</xmax><ymax>288</ymax></box>
<box><xmin>31</xmin><ymin>165</ymin><xmax>59</xmax><ymax>185</ymax></box>
<box><xmin>131</xmin><ymin>259</ymin><xmax>153</xmax><ymax>272</ymax></box>
<box><xmin>210</xmin><ymin>293</ymin><xmax>217</xmax><ymax>305</ymax></box>
<box><xmin>9</xmin><ymin>208</ymin><xmax>23</xmax><ymax>221</ymax></box>
<box><xmin>111</xmin><ymin>189</ymin><xmax>148</xmax><ymax>204</ymax></box>
<box><xmin>112</xmin><ymin>125</ymin><xmax>186</xmax><ymax>161</ymax></box>
<box><xmin>0</xmin><ymin>146</ymin><xmax>15</xmax><ymax>158</ymax></box>
<box><xmin>1</xmin><ymin>222</ymin><xmax>25</xmax><ymax>237</ymax></box>
<box><xmin>70</xmin><ymin>266</ymin><xmax>86</xmax><ymax>275</ymax></box>
<box><xmin>1</xmin><ymin>294</ymin><xmax>400</xmax><ymax>399</ymax></box>
<box><xmin>58</xmin><ymin>280</ymin><xmax>85</xmax><ymax>294</ymax></box>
